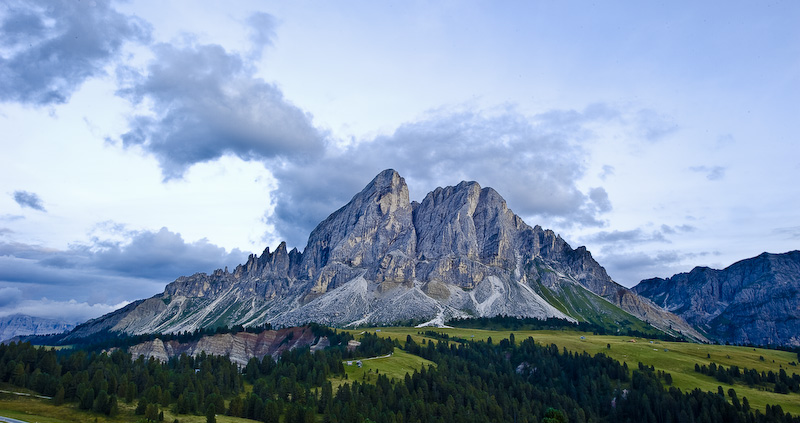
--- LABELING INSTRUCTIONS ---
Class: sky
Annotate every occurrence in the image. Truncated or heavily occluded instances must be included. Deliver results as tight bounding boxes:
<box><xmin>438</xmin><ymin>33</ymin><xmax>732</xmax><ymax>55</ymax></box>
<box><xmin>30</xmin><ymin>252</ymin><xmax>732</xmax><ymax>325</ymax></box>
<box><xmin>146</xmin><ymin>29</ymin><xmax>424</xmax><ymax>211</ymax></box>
<box><xmin>1</xmin><ymin>1</ymin><xmax>798</xmax><ymax>324</ymax></box>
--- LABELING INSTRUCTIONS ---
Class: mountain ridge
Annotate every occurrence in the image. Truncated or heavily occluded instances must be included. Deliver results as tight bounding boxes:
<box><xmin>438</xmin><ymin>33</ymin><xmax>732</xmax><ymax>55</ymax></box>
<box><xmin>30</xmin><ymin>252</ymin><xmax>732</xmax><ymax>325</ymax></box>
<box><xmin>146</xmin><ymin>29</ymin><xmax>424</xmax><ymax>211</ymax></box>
<box><xmin>0</xmin><ymin>314</ymin><xmax>75</xmax><ymax>342</ymax></box>
<box><xmin>63</xmin><ymin>169</ymin><xmax>704</xmax><ymax>342</ymax></box>
<box><xmin>633</xmin><ymin>250</ymin><xmax>800</xmax><ymax>347</ymax></box>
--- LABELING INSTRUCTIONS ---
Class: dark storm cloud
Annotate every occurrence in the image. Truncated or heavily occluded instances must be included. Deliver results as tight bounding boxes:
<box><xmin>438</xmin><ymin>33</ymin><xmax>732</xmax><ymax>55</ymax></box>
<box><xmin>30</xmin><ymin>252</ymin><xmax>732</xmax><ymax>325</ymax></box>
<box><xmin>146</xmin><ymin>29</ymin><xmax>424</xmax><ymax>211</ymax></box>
<box><xmin>689</xmin><ymin>165</ymin><xmax>726</xmax><ymax>181</ymax></box>
<box><xmin>0</xmin><ymin>0</ymin><xmax>150</xmax><ymax>105</ymax></box>
<box><xmin>271</xmin><ymin>106</ymin><xmax>618</xmax><ymax>247</ymax></box>
<box><xmin>12</xmin><ymin>190</ymin><xmax>45</xmax><ymax>211</ymax></box>
<box><xmin>116</xmin><ymin>35</ymin><xmax>325</xmax><ymax>180</ymax></box>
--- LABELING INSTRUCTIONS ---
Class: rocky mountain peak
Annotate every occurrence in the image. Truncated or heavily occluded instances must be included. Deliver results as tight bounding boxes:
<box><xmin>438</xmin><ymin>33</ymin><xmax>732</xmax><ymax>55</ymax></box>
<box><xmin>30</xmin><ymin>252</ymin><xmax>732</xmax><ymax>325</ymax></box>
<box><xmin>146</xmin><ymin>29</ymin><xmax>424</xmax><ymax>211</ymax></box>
<box><xmin>64</xmin><ymin>169</ymin><xmax>706</xmax><ymax>343</ymax></box>
<box><xmin>299</xmin><ymin>169</ymin><xmax>416</xmax><ymax>295</ymax></box>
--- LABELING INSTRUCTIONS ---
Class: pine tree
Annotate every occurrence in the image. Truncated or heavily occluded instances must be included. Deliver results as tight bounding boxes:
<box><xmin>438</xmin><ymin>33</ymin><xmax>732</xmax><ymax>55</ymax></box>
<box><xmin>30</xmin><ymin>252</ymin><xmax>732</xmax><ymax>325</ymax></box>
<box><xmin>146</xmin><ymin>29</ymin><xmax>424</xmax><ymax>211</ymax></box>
<box><xmin>206</xmin><ymin>403</ymin><xmax>216</xmax><ymax>423</ymax></box>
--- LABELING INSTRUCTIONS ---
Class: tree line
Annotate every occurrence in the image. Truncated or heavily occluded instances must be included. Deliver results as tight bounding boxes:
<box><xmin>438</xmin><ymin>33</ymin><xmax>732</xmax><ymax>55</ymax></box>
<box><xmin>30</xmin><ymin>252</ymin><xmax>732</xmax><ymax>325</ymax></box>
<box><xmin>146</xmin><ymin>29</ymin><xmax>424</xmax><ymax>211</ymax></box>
<box><xmin>695</xmin><ymin>362</ymin><xmax>800</xmax><ymax>394</ymax></box>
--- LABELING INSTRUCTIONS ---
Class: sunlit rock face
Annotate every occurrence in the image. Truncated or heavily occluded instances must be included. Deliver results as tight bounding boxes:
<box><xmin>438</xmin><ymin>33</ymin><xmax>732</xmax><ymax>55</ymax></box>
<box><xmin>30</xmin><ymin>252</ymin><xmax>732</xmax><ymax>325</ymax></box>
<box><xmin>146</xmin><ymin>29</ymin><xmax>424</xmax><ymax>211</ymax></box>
<box><xmin>65</xmin><ymin>169</ymin><xmax>703</xmax><ymax>342</ymax></box>
<box><xmin>634</xmin><ymin>251</ymin><xmax>800</xmax><ymax>347</ymax></box>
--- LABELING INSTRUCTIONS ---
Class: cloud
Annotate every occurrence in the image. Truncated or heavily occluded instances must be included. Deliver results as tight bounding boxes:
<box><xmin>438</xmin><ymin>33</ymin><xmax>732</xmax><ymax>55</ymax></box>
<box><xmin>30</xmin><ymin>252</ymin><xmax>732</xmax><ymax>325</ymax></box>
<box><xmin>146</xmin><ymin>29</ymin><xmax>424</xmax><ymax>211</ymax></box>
<box><xmin>773</xmin><ymin>226</ymin><xmax>800</xmax><ymax>240</ymax></box>
<box><xmin>583</xmin><ymin>228</ymin><xmax>669</xmax><ymax>245</ymax></box>
<box><xmin>12</xmin><ymin>190</ymin><xmax>45</xmax><ymax>211</ymax></box>
<box><xmin>689</xmin><ymin>165</ymin><xmax>726</xmax><ymax>181</ymax></box>
<box><xmin>0</xmin><ymin>297</ymin><xmax>128</xmax><ymax>325</ymax></box>
<box><xmin>270</xmin><ymin>105</ymin><xmax>620</xmax><ymax>246</ymax></box>
<box><xmin>246</xmin><ymin>12</ymin><xmax>277</xmax><ymax>59</ymax></box>
<box><xmin>0</xmin><ymin>287</ymin><xmax>22</xmax><ymax>308</ymax></box>
<box><xmin>599</xmin><ymin>250</ymin><xmax>718</xmax><ymax>287</ymax></box>
<box><xmin>116</xmin><ymin>32</ymin><xmax>325</xmax><ymax>180</ymax></box>
<box><xmin>598</xmin><ymin>165</ymin><xmax>615</xmax><ymax>180</ymax></box>
<box><xmin>659</xmin><ymin>224</ymin><xmax>696</xmax><ymax>235</ymax></box>
<box><xmin>88</xmin><ymin>227</ymin><xmax>248</xmax><ymax>280</ymax></box>
<box><xmin>0</xmin><ymin>0</ymin><xmax>150</xmax><ymax>105</ymax></box>
<box><xmin>634</xmin><ymin>109</ymin><xmax>678</xmax><ymax>142</ymax></box>
<box><xmin>0</xmin><ymin>226</ymin><xmax>248</xmax><ymax>314</ymax></box>
<box><xmin>588</xmin><ymin>187</ymin><xmax>612</xmax><ymax>213</ymax></box>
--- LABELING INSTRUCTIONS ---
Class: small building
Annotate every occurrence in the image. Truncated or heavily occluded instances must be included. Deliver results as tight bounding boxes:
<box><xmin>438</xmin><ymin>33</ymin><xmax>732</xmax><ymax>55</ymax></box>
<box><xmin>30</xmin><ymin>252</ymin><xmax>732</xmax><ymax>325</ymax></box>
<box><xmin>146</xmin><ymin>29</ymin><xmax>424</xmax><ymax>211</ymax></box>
<box><xmin>346</xmin><ymin>361</ymin><xmax>353</xmax><ymax>366</ymax></box>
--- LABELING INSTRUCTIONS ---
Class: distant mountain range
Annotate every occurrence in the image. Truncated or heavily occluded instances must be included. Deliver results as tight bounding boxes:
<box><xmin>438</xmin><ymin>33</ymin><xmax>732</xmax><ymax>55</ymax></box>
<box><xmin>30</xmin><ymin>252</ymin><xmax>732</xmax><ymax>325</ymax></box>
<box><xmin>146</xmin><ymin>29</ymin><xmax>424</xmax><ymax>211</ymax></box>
<box><xmin>0</xmin><ymin>314</ymin><xmax>75</xmax><ymax>342</ymax></box>
<box><xmin>633</xmin><ymin>251</ymin><xmax>800</xmax><ymax>347</ymax></box>
<box><xmin>62</xmin><ymin>169</ymin><xmax>704</xmax><ymax>343</ymax></box>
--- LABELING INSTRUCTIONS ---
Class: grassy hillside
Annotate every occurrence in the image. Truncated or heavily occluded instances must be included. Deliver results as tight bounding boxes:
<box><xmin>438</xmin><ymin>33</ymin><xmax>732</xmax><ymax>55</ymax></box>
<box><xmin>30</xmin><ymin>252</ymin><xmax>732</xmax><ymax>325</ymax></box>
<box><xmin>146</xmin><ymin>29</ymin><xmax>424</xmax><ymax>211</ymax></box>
<box><xmin>346</xmin><ymin>326</ymin><xmax>800</xmax><ymax>415</ymax></box>
<box><xmin>330</xmin><ymin>347</ymin><xmax>435</xmax><ymax>391</ymax></box>
<box><xmin>0</xmin><ymin>391</ymin><xmax>258</xmax><ymax>423</ymax></box>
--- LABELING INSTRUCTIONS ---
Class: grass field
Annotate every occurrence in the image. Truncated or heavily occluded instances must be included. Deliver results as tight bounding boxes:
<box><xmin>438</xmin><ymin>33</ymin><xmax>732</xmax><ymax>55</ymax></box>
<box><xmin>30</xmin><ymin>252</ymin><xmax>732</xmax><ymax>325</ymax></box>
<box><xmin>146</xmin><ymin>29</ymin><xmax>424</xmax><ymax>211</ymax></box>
<box><xmin>329</xmin><ymin>347</ymin><xmax>435</xmax><ymax>391</ymax></box>
<box><xmin>0</xmin><ymin>390</ymin><xmax>255</xmax><ymax>423</ymax></box>
<box><xmin>345</xmin><ymin>326</ymin><xmax>800</xmax><ymax>415</ymax></box>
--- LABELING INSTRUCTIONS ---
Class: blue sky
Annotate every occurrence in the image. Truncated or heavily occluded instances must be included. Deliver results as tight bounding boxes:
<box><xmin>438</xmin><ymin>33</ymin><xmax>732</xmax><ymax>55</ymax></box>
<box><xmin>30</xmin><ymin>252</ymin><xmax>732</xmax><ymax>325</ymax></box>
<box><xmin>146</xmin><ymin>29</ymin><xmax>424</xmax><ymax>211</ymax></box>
<box><xmin>1</xmin><ymin>1</ymin><xmax>798</xmax><ymax>323</ymax></box>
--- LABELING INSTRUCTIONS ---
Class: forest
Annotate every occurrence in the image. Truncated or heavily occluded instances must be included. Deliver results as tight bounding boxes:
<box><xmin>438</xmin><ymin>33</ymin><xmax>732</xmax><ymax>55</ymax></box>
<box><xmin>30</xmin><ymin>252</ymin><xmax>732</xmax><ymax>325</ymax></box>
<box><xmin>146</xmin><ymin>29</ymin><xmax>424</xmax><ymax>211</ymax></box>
<box><xmin>1</xmin><ymin>325</ymin><xmax>799</xmax><ymax>423</ymax></box>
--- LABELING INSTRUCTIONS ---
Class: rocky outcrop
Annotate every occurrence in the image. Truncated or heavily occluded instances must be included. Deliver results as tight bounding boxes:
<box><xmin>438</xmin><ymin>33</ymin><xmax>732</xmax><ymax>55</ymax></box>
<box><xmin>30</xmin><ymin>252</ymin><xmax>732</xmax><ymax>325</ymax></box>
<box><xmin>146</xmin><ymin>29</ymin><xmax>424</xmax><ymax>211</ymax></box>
<box><xmin>64</xmin><ymin>169</ymin><xmax>703</xmax><ymax>341</ymax></box>
<box><xmin>127</xmin><ymin>326</ymin><xmax>325</xmax><ymax>366</ymax></box>
<box><xmin>0</xmin><ymin>314</ymin><xmax>75</xmax><ymax>343</ymax></box>
<box><xmin>633</xmin><ymin>251</ymin><xmax>800</xmax><ymax>347</ymax></box>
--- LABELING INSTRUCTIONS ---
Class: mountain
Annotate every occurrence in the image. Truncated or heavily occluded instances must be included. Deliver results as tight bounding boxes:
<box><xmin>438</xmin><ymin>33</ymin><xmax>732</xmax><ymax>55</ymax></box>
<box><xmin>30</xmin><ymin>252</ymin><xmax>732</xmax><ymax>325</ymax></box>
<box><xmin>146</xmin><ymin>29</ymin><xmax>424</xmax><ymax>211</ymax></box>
<box><xmin>0</xmin><ymin>314</ymin><xmax>75</xmax><ymax>343</ymax></box>
<box><xmin>633</xmin><ymin>251</ymin><xmax>800</xmax><ymax>347</ymax></box>
<box><xmin>64</xmin><ymin>169</ymin><xmax>703</xmax><ymax>342</ymax></box>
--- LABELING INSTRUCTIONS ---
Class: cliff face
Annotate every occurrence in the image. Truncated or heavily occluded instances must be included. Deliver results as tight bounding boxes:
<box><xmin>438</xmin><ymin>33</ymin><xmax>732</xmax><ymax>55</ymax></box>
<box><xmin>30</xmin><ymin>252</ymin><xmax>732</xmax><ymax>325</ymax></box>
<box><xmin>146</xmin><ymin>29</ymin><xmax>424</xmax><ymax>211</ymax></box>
<box><xmin>634</xmin><ymin>251</ymin><xmax>800</xmax><ymax>347</ymax></box>
<box><xmin>127</xmin><ymin>326</ymin><xmax>325</xmax><ymax>366</ymax></box>
<box><xmin>64</xmin><ymin>169</ymin><xmax>703</xmax><ymax>342</ymax></box>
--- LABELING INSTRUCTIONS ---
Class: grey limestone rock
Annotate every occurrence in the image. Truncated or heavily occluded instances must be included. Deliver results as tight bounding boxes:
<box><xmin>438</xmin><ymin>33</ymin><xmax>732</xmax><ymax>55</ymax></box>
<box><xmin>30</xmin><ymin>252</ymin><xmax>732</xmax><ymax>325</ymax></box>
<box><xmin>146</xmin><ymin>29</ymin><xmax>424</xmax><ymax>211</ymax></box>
<box><xmin>64</xmin><ymin>169</ymin><xmax>704</xmax><ymax>343</ymax></box>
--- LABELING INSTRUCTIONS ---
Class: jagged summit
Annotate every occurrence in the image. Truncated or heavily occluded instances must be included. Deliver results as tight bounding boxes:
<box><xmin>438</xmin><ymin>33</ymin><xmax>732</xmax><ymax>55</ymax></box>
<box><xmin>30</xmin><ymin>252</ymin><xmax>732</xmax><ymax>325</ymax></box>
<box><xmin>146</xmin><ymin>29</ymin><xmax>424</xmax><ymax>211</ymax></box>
<box><xmin>64</xmin><ymin>169</ymin><xmax>704</xmax><ymax>342</ymax></box>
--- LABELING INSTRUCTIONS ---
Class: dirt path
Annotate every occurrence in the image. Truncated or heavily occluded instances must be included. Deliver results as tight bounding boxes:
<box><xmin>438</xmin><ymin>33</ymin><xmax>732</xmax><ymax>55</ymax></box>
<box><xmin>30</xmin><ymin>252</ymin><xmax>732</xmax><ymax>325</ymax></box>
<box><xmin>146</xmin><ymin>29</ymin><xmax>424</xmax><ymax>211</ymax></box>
<box><xmin>0</xmin><ymin>389</ymin><xmax>52</xmax><ymax>400</ymax></box>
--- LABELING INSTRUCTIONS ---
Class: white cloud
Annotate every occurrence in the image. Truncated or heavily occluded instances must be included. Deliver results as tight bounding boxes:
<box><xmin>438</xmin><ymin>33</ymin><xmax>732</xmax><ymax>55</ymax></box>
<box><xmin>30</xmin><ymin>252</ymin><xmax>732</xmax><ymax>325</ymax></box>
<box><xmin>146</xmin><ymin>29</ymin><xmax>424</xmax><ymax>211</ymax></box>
<box><xmin>0</xmin><ymin>298</ymin><xmax>129</xmax><ymax>325</ymax></box>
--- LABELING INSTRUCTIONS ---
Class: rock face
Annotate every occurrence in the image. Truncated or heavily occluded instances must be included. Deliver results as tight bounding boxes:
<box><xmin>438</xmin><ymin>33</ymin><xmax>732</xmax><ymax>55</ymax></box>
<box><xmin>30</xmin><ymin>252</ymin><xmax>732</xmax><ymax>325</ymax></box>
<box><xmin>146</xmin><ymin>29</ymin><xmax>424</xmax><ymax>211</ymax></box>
<box><xmin>64</xmin><ymin>169</ymin><xmax>703</xmax><ymax>342</ymax></box>
<box><xmin>127</xmin><ymin>326</ymin><xmax>324</xmax><ymax>366</ymax></box>
<box><xmin>633</xmin><ymin>251</ymin><xmax>800</xmax><ymax>347</ymax></box>
<box><xmin>0</xmin><ymin>314</ymin><xmax>75</xmax><ymax>343</ymax></box>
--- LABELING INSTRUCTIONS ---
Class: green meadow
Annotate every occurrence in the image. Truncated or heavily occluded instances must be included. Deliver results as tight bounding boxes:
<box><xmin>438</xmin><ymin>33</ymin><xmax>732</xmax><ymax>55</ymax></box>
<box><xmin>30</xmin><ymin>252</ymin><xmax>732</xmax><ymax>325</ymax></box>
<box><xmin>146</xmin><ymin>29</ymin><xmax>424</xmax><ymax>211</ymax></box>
<box><xmin>344</xmin><ymin>326</ymin><xmax>800</xmax><ymax>415</ymax></box>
